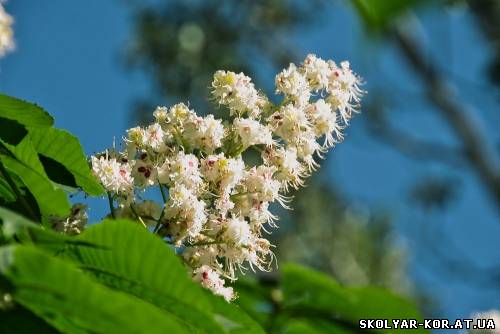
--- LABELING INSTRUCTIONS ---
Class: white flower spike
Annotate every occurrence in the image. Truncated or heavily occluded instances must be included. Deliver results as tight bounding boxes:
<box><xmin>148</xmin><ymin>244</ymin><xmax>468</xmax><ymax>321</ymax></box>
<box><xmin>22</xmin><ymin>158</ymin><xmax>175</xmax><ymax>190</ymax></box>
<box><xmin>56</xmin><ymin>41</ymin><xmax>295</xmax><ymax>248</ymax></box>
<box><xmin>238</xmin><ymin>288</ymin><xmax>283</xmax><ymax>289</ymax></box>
<box><xmin>92</xmin><ymin>54</ymin><xmax>364</xmax><ymax>301</ymax></box>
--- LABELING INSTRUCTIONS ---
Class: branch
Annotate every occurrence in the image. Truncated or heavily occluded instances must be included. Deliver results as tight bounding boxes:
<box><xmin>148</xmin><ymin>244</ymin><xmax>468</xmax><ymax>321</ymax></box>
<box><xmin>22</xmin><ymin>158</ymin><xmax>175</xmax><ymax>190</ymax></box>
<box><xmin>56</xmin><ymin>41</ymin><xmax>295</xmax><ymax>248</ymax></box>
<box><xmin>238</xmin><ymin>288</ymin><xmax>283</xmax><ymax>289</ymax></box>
<box><xmin>107</xmin><ymin>192</ymin><xmax>116</xmax><ymax>219</ymax></box>
<box><xmin>393</xmin><ymin>24</ymin><xmax>500</xmax><ymax>210</ymax></box>
<box><xmin>368</xmin><ymin>120</ymin><xmax>465</xmax><ymax>167</ymax></box>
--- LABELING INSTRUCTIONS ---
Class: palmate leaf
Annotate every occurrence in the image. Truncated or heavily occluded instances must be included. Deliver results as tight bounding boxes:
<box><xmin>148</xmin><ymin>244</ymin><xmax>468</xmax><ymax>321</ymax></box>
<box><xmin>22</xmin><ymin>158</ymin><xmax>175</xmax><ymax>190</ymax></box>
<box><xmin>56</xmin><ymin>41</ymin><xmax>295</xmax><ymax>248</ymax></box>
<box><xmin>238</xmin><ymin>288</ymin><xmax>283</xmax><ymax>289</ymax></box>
<box><xmin>0</xmin><ymin>153</ymin><xmax>69</xmax><ymax>217</ymax></box>
<box><xmin>233</xmin><ymin>277</ymin><xmax>279</xmax><ymax>326</ymax></box>
<box><xmin>0</xmin><ymin>269</ymin><xmax>58</xmax><ymax>334</ymax></box>
<box><xmin>0</xmin><ymin>117</ymin><xmax>29</xmax><ymax>146</ymax></box>
<box><xmin>67</xmin><ymin>219</ymin><xmax>265</xmax><ymax>334</ymax></box>
<box><xmin>0</xmin><ymin>92</ymin><xmax>104</xmax><ymax>219</ymax></box>
<box><xmin>0</xmin><ymin>302</ymin><xmax>60</xmax><ymax>334</ymax></box>
<box><xmin>0</xmin><ymin>138</ymin><xmax>70</xmax><ymax>217</ymax></box>
<box><xmin>207</xmin><ymin>296</ymin><xmax>267</xmax><ymax>334</ymax></box>
<box><xmin>0</xmin><ymin>177</ymin><xmax>16</xmax><ymax>202</ymax></box>
<box><xmin>0</xmin><ymin>117</ymin><xmax>71</xmax><ymax>218</ymax></box>
<box><xmin>282</xmin><ymin>320</ymin><xmax>352</xmax><ymax>334</ymax></box>
<box><xmin>282</xmin><ymin>264</ymin><xmax>427</xmax><ymax>334</ymax></box>
<box><xmin>0</xmin><ymin>245</ymin><xmax>192</xmax><ymax>334</ymax></box>
<box><xmin>0</xmin><ymin>94</ymin><xmax>53</xmax><ymax>128</ymax></box>
<box><xmin>29</xmin><ymin>128</ymin><xmax>104</xmax><ymax>195</ymax></box>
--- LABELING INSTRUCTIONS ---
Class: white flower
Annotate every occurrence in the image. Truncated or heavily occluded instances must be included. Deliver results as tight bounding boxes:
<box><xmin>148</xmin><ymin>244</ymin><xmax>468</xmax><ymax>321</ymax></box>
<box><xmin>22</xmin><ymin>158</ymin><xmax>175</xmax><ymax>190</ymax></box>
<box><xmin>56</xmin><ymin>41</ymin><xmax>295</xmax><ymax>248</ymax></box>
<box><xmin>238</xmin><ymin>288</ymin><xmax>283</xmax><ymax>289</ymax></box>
<box><xmin>132</xmin><ymin>159</ymin><xmax>156</xmax><ymax>188</ymax></box>
<box><xmin>0</xmin><ymin>4</ymin><xmax>14</xmax><ymax>57</ymax></box>
<box><xmin>327</xmin><ymin>60</ymin><xmax>364</xmax><ymax>123</ymax></box>
<box><xmin>153</xmin><ymin>106</ymin><xmax>169</xmax><ymax>124</ymax></box>
<box><xmin>295</xmin><ymin>130</ymin><xmax>322</xmax><ymax>171</ymax></box>
<box><xmin>168</xmin><ymin>102</ymin><xmax>195</xmax><ymax>126</ymax></box>
<box><xmin>158</xmin><ymin>151</ymin><xmax>203</xmax><ymax>190</ymax></box>
<box><xmin>268</xmin><ymin>103</ymin><xmax>310</xmax><ymax>144</ymax></box>
<box><xmin>200</xmin><ymin>154</ymin><xmax>245</xmax><ymax>192</ymax></box>
<box><xmin>302</xmin><ymin>54</ymin><xmax>331</xmax><ymax>91</ymax></box>
<box><xmin>306</xmin><ymin>99</ymin><xmax>343</xmax><ymax>147</ymax></box>
<box><xmin>197</xmin><ymin>115</ymin><xmax>225</xmax><ymax>153</ymax></box>
<box><xmin>221</xmin><ymin>235</ymin><xmax>274</xmax><ymax>277</ymax></box>
<box><xmin>193</xmin><ymin>265</ymin><xmax>235</xmax><ymax>302</ymax></box>
<box><xmin>92</xmin><ymin>54</ymin><xmax>365</xmax><ymax>301</ymax></box>
<box><xmin>169</xmin><ymin>108</ymin><xmax>225</xmax><ymax>152</ymax></box>
<box><xmin>50</xmin><ymin>204</ymin><xmax>88</xmax><ymax>236</ymax></box>
<box><xmin>326</xmin><ymin>89</ymin><xmax>352</xmax><ymax>124</ymax></box>
<box><xmin>214</xmin><ymin>192</ymin><xmax>235</xmax><ymax>217</ymax></box>
<box><xmin>233</xmin><ymin>118</ymin><xmax>273</xmax><ymax>148</ymax></box>
<box><xmin>222</xmin><ymin>216</ymin><xmax>252</xmax><ymax>246</ymax></box>
<box><xmin>212</xmin><ymin>70</ymin><xmax>264</xmax><ymax>117</ymax></box>
<box><xmin>164</xmin><ymin>184</ymin><xmax>206</xmax><ymax>240</ymax></box>
<box><xmin>144</xmin><ymin>123</ymin><xmax>167</xmax><ymax>152</ymax></box>
<box><xmin>247</xmin><ymin>201</ymin><xmax>277</xmax><ymax>230</ymax></box>
<box><xmin>91</xmin><ymin>155</ymin><xmax>133</xmax><ymax>194</ymax></box>
<box><xmin>220</xmin><ymin>220</ymin><xmax>257</xmax><ymax>276</ymax></box>
<box><xmin>262</xmin><ymin>146</ymin><xmax>305</xmax><ymax>190</ymax></box>
<box><xmin>200</xmin><ymin>153</ymin><xmax>224</xmax><ymax>183</ymax></box>
<box><xmin>126</xmin><ymin>126</ymin><xmax>145</xmax><ymax>150</ymax></box>
<box><xmin>275</xmin><ymin>63</ymin><xmax>310</xmax><ymax>106</ymax></box>
<box><xmin>243</xmin><ymin>165</ymin><xmax>282</xmax><ymax>204</ymax></box>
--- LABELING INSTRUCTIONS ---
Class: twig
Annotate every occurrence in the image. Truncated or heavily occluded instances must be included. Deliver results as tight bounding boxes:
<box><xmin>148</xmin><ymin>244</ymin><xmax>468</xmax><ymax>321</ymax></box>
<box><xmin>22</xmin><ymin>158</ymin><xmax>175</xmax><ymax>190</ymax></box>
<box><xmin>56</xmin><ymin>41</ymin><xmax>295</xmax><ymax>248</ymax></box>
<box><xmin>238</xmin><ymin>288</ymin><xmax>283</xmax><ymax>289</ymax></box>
<box><xmin>154</xmin><ymin>183</ymin><xmax>167</xmax><ymax>234</ymax></box>
<box><xmin>130</xmin><ymin>203</ymin><xmax>147</xmax><ymax>228</ymax></box>
<box><xmin>159</xmin><ymin>183</ymin><xmax>167</xmax><ymax>203</ymax></box>
<box><xmin>186</xmin><ymin>240</ymin><xmax>223</xmax><ymax>247</ymax></box>
<box><xmin>107</xmin><ymin>192</ymin><xmax>116</xmax><ymax>219</ymax></box>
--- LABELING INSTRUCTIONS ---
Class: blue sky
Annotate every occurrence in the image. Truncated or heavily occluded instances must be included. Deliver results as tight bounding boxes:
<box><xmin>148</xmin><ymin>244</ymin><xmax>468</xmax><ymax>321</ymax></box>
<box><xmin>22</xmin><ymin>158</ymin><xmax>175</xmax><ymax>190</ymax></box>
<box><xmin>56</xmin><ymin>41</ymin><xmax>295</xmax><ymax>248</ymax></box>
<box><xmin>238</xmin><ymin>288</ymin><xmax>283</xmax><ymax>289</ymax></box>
<box><xmin>1</xmin><ymin>0</ymin><xmax>499</xmax><ymax>322</ymax></box>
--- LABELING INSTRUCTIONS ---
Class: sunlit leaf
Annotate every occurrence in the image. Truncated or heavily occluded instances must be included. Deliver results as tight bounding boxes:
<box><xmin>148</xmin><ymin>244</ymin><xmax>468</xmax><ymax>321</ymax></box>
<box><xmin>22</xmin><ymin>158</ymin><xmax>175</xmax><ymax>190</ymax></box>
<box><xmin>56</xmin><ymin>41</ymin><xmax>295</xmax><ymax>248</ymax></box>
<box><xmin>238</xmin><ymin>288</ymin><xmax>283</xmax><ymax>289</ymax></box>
<box><xmin>0</xmin><ymin>177</ymin><xmax>16</xmax><ymax>203</ymax></box>
<box><xmin>29</xmin><ymin>128</ymin><xmax>104</xmax><ymax>195</ymax></box>
<box><xmin>0</xmin><ymin>157</ymin><xmax>69</xmax><ymax>217</ymax></box>
<box><xmin>67</xmin><ymin>219</ymin><xmax>265</xmax><ymax>334</ymax></box>
<box><xmin>282</xmin><ymin>264</ymin><xmax>427</xmax><ymax>333</ymax></box>
<box><xmin>0</xmin><ymin>304</ymin><xmax>60</xmax><ymax>334</ymax></box>
<box><xmin>0</xmin><ymin>245</ymin><xmax>191</xmax><ymax>334</ymax></box>
<box><xmin>0</xmin><ymin>94</ymin><xmax>53</xmax><ymax>128</ymax></box>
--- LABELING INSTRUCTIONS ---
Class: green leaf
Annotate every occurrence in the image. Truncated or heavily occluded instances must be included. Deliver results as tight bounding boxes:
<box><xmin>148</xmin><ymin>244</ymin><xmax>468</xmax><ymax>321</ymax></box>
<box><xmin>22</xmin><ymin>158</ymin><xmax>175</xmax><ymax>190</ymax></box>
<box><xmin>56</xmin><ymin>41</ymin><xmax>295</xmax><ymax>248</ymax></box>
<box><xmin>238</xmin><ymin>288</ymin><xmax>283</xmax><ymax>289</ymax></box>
<box><xmin>283</xmin><ymin>319</ymin><xmax>354</xmax><ymax>334</ymax></box>
<box><xmin>351</xmin><ymin>0</ymin><xmax>428</xmax><ymax>29</ymax></box>
<box><xmin>0</xmin><ymin>304</ymin><xmax>60</xmax><ymax>334</ymax></box>
<box><xmin>29</xmin><ymin>128</ymin><xmax>104</xmax><ymax>195</ymax></box>
<box><xmin>282</xmin><ymin>321</ymin><xmax>322</xmax><ymax>334</ymax></box>
<box><xmin>208</xmin><ymin>295</ymin><xmax>267</xmax><ymax>334</ymax></box>
<box><xmin>68</xmin><ymin>219</ymin><xmax>265</xmax><ymax>334</ymax></box>
<box><xmin>37</xmin><ymin>154</ymin><xmax>78</xmax><ymax>189</ymax></box>
<box><xmin>0</xmin><ymin>245</ymin><xmax>191</xmax><ymax>334</ymax></box>
<box><xmin>0</xmin><ymin>207</ymin><xmax>99</xmax><ymax>255</ymax></box>
<box><xmin>0</xmin><ymin>154</ymin><xmax>69</xmax><ymax>217</ymax></box>
<box><xmin>0</xmin><ymin>206</ymin><xmax>48</xmax><ymax>240</ymax></box>
<box><xmin>234</xmin><ymin>278</ymin><xmax>275</xmax><ymax>325</ymax></box>
<box><xmin>282</xmin><ymin>264</ymin><xmax>427</xmax><ymax>333</ymax></box>
<box><xmin>0</xmin><ymin>117</ymin><xmax>28</xmax><ymax>146</ymax></box>
<box><xmin>0</xmin><ymin>94</ymin><xmax>53</xmax><ymax>128</ymax></box>
<box><xmin>0</xmin><ymin>177</ymin><xmax>16</xmax><ymax>202</ymax></box>
<box><xmin>0</xmin><ymin>138</ymin><xmax>70</xmax><ymax>217</ymax></box>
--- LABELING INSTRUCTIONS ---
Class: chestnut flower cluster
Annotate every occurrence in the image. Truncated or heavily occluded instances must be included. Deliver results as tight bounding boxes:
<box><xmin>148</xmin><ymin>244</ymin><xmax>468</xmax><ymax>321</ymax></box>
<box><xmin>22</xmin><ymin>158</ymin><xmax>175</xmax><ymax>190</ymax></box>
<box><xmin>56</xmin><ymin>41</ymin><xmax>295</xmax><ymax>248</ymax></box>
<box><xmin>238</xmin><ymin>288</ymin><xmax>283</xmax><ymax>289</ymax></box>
<box><xmin>91</xmin><ymin>54</ymin><xmax>364</xmax><ymax>301</ymax></box>
<box><xmin>0</xmin><ymin>2</ymin><xmax>14</xmax><ymax>57</ymax></box>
